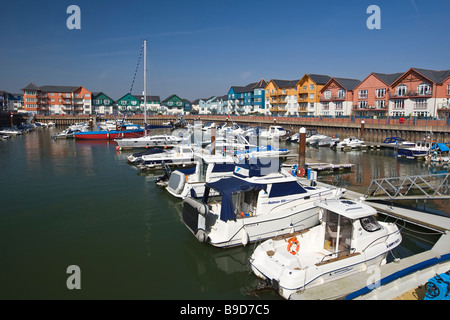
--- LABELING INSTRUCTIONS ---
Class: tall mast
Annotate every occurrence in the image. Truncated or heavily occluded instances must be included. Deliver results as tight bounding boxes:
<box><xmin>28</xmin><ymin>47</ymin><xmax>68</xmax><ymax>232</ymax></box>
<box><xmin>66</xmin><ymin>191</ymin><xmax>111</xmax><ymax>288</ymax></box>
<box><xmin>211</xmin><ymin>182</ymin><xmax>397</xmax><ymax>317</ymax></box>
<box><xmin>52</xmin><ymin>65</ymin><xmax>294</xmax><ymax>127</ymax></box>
<box><xmin>143</xmin><ymin>39</ymin><xmax>147</xmax><ymax>136</ymax></box>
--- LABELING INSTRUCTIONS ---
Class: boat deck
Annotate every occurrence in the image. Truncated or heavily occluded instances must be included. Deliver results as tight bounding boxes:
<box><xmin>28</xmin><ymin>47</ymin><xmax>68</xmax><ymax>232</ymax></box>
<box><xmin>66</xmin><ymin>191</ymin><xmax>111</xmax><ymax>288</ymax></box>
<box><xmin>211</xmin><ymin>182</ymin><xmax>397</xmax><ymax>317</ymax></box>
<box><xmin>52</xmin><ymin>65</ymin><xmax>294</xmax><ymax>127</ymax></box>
<box><xmin>290</xmin><ymin>177</ymin><xmax>450</xmax><ymax>300</ymax></box>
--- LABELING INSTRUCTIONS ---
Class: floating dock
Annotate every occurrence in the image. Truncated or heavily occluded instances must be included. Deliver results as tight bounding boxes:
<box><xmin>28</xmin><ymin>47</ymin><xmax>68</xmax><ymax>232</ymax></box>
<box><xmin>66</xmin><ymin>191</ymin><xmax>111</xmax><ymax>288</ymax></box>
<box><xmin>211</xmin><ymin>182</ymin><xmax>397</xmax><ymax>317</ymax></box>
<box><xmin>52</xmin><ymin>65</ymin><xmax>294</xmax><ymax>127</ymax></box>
<box><xmin>289</xmin><ymin>177</ymin><xmax>450</xmax><ymax>300</ymax></box>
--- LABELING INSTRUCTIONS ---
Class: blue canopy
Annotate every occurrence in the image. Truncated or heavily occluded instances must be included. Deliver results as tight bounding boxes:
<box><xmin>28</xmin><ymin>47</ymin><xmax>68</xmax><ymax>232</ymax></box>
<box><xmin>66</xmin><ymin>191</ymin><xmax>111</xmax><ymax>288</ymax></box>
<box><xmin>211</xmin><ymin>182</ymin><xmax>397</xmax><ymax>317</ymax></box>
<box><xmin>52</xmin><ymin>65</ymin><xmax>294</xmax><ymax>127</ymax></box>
<box><xmin>430</xmin><ymin>143</ymin><xmax>450</xmax><ymax>152</ymax></box>
<box><xmin>203</xmin><ymin>176</ymin><xmax>267</xmax><ymax>222</ymax></box>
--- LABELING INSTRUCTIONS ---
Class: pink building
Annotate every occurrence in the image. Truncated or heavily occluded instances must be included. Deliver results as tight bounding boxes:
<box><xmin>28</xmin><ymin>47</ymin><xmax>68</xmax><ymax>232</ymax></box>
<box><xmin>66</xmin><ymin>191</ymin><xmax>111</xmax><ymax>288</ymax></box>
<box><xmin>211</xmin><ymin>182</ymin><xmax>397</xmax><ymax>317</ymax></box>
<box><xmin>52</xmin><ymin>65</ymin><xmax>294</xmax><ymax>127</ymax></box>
<box><xmin>352</xmin><ymin>72</ymin><xmax>403</xmax><ymax>118</ymax></box>
<box><xmin>319</xmin><ymin>77</ymin><xmax>360</xmax><ymax>116</ymax></box>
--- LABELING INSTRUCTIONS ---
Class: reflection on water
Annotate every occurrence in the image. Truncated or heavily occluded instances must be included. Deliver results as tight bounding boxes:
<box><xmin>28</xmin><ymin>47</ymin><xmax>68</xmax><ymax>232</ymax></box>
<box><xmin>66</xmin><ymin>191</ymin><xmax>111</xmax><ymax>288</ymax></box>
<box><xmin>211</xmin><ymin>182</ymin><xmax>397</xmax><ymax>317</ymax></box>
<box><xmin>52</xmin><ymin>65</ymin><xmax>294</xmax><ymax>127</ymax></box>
<box><xmin>0</xmin><ymin>127</ymin><xmax>447</xmax><ymax>299</ymax></box>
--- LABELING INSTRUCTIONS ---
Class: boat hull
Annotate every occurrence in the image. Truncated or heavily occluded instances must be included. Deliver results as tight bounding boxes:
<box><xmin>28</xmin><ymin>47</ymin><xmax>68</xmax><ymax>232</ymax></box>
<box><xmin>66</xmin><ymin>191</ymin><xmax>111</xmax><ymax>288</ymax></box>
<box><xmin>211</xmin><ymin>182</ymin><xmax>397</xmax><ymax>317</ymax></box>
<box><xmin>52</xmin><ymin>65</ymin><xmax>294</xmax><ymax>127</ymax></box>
<box><xmin>74</xmin><ymin>129</ymin><xmax>144</xmax><ymax>140</ymax></box>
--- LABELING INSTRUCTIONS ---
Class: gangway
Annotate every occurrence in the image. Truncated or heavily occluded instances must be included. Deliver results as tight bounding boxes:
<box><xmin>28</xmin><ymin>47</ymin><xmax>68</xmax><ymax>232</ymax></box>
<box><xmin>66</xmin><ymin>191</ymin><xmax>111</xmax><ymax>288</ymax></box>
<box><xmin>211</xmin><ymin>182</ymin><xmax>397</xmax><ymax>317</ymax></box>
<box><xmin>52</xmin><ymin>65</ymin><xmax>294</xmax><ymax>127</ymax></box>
<box><xmin>364</xmin><ymin>173</ymin><xmax>450</xmax><ymax>201</ymax></box>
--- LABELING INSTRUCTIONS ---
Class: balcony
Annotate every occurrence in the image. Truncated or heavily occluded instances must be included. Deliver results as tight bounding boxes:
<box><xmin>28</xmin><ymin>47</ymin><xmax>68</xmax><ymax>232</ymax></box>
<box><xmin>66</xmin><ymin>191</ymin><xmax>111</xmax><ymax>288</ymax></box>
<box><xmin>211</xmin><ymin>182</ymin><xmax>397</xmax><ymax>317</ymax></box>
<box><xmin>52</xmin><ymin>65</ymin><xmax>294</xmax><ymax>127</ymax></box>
<box><xmin>389</xmin><ymin>91</ymin><xmax>432</xmax><ymax>99</ymax></box>
<box><xmin>438</xmin><ymin>103</ymin><xmax>450</xmax><ymax>110</ymax></box>
<box><xmin>271</xmin><ymin>99</ymin><xmax>287</xmax><ymax>104</ymax></box>
<box><xmin>320</xmin><ymin>95</ymin><xmax>346</xmax><ymax>102</ymax></box>
<box><xmin>413</xmin><ymin>103</ymin><xmax>428</xmax><ymax>110</ymax></box>
<box><xmin>270</xmin><ymin>107</ymin><xmax>286</xmax><ymax>112</ymax></box>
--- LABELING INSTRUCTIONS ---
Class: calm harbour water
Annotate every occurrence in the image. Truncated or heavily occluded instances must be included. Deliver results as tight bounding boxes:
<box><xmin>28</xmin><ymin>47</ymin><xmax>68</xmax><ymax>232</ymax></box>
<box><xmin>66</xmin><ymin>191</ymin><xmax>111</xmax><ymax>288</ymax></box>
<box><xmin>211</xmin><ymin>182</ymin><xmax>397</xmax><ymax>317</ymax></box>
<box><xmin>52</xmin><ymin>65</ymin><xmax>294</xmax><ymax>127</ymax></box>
<box><xmin>0</xmin><ymin>127</ymin><xmax>447</xmax><ymax>300</ymax></box>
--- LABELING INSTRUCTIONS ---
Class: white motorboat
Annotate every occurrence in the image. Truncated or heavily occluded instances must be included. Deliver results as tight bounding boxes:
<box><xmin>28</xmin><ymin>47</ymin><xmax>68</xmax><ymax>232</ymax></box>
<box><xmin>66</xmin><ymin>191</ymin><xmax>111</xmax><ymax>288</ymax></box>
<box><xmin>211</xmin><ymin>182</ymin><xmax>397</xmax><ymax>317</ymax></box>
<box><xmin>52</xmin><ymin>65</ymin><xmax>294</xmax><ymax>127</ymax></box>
<box><xmin>0</xmin><ymin>127</ymin><xmax>23</xmax><ymax>136</ymax></box>
<box><xmin>234</xmin><ymin>145</ymin><xmax>290</xmax><ymax>159</ymax></box>
<box><xmin>182</xmin><ymin>159</ymin><xmax>345</xmax><ymax>248</ymax></box>
<box><xmin>202</xmin><ymin>135</ymin><xmax>256</xmax><ymax>155</ymax></box>
<box><xmin>335</xmin><ymin>136</ymin><xmax>364</xmax><ymax>149</ymax></box>
<box><xmin>217</xmin><ymin>123</ymin><xmax>244</xmax><ymax>136</ymax></box>
<box><xmin>249</xmin><ymin>198</ymin><xmax>402</xmax><ymax>299</ymax></box>
<box><xmin>115</xmin><ymin>134</ymin><xmax>190</xmax><ymax>150</ymax></box>
<box><xmin>137</xmin><ymin>145</ymin><xmax>195</xmax><ymax>170</ymax></box>
<box><xmin>306</xmin><ymin>134</ymin><xmax>328</xmax><ymax>145</ymax></box>
<box><xmin>381</xmin><ymin>137</ymin><xmax>415</xmax><ymax>149</ymax></box>
<box><xmin>166</xmin><ymin>153</ymin><xmax>237</xmax><ymax>199</ymax></box>
<box><xmin>259</xmin><ymin>126</ymin><xmax>288</xmax><ymax>139</ymax></box>
<box><xmin>318</xmin><ymin>136</ymin><xmax>339</xmax><ymax>147</ymax></box>
<box><xmin>126</xmin><ymin>147</ymin><xmax>167</xmax><ymax>164</ymax></box>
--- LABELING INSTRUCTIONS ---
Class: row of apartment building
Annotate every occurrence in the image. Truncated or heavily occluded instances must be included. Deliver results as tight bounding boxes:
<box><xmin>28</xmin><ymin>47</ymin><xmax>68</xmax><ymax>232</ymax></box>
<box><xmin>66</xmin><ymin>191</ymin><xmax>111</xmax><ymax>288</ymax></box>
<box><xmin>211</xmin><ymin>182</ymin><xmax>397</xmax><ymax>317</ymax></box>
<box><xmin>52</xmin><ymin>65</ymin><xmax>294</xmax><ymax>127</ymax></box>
<box><xmin>14</xmin><ymin>67</ymin><xmax>450</xmax><ymax>118</ymax></box>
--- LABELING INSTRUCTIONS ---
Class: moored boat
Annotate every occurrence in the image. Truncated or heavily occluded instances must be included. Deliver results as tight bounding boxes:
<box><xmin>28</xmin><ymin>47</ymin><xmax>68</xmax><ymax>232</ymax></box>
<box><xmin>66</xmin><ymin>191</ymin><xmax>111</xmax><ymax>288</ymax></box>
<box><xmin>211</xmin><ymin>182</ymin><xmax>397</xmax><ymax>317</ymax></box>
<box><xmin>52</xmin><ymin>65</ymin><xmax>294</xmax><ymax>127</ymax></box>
<box><xmin>73</xmin><ymin>123</ymin><xmax>145</xmax><ymax>140</ymax></box>
<box><xmin>182</xmin><ymin>159</ymin><xmax>345</xmax><ymax>248</ymax></box>
<box><xmin>249</xmin><ymin>198</ymin><xmax>402</xmax><ymax>299</ymax></box>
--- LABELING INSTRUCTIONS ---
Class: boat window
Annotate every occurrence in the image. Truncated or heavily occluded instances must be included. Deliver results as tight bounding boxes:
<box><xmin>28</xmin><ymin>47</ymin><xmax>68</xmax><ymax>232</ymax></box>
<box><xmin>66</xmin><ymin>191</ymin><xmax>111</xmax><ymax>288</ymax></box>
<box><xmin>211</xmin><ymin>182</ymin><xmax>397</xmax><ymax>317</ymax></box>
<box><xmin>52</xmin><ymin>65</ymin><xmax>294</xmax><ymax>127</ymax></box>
<box><xmin>232</xmin><ymin>189</ymin><xmax>259</xmax><ymax>218</ymax></box>
<box><xmin>211</xmin><ymin>163</ymin><xmax>235</xmax><ymax>173</ymax></box>
<box><xmin>360</xmin><ymin>216</ymin><xmax>381</xmax><ymax>232</ymax></box>
<box><xmin>323</xmin><ymin>210</ymin><xmax>352</xmax><ymax>256</ymax></box>
<box><xmin>269</xmin><ymin>181</ymin><xmax>307</xmax><ymax>198</ymax></box>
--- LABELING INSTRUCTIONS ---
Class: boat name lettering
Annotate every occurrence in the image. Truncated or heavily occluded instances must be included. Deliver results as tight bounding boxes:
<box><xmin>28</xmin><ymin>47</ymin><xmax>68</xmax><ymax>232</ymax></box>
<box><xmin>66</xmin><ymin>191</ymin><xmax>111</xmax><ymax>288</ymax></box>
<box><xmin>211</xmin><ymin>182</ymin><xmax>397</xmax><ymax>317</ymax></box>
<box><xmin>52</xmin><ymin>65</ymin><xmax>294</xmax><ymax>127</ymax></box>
<box><xmin>387</xmin><ymin>238</ymin><xmax>400</xmax><ymax>248</ymax></box>
<box><xmin>267</xmin><ymin>199</ymin><xmax>287</xmax><ymax>205</ymax></box>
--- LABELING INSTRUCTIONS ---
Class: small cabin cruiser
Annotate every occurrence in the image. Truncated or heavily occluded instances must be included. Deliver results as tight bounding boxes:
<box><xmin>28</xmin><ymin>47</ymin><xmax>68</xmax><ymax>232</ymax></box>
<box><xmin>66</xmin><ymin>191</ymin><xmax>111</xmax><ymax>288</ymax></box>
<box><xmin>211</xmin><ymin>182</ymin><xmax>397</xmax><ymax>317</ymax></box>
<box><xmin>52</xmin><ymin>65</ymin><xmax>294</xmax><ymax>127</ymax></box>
<box><xmin>234</xmin><ymin>145</ymin><xmax>290</xmax><ymax>159</ymax></box>
<box><xmin>166</xmin><ymin>154</ymin><xmax>236</xmax><ymax>199</ymax></box>
<box><xmin>182</xmin><ymin>159</ymin><xmax>345</xmax><ymax>248</ymax></box>
<box><xmin>249</xmin><ymin>199</ymin><xmax>402</xmax><ymax>299</ymax></box>
<box><xmin>381</xmin><ymin>137</ymin><xmax>415</xmax><ymax>149</ymax></box>
<box><xmin>115</xmin><ymin>134</ymin><xmax>189</xmax><ymax>150</ymax></box>
<box><xmin>137</xmin><ymin>145</ymin><xmax>195</xmax><ymax>170</ymax></box>
<box><xmin>126</xmin><ymin>148</ymin><xmax>167</xmax><ymax>164</ymax></box>
<box><xmin>259</xmin><ymin>126</ymin><xmax>288</xmax><ymax>139</ymax></box>
<box><xmin>335</xmin><ymin>136</ymin><xmax>364</xmax><ymax>149</ymax></box>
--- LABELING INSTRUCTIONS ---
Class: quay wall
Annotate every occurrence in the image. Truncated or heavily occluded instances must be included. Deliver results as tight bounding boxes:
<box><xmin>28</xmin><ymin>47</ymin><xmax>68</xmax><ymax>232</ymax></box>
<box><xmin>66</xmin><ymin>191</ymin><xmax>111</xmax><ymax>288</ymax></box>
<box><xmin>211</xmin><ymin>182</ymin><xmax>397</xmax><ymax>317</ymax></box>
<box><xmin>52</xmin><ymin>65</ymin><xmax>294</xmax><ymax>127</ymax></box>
<box><xmin>33</xmin><ymin>114</ymin><xmax>450</xmax><ymax>144</ymax></box>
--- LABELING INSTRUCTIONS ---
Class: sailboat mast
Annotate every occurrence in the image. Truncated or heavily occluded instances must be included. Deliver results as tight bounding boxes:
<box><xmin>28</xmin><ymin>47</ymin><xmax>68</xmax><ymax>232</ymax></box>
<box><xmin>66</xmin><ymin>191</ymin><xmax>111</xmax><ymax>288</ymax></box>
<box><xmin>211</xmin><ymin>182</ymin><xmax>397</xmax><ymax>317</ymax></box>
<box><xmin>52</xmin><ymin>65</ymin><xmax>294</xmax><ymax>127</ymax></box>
<box><xmin>143</xmin><ymin>39</ymin><xmax>147</xmax><ymax>136</ymax></box>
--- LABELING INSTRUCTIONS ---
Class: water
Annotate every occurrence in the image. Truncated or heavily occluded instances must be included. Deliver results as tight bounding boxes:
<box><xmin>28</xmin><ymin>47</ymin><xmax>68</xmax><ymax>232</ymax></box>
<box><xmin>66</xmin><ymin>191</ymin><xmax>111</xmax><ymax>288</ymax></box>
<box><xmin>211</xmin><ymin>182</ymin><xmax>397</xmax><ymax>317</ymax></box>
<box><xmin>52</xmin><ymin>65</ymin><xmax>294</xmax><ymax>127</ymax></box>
<box><xmin>0</xmin><ymin>128</ymin><xmax>447</xmax><ymax>299</ymax></box>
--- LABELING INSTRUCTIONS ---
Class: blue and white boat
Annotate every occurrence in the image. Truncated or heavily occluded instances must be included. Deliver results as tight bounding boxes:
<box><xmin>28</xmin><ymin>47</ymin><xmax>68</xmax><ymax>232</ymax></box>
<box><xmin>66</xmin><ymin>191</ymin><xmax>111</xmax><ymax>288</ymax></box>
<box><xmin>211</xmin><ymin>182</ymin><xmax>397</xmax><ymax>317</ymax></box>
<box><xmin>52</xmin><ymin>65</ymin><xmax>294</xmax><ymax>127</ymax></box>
<box><xmin>397</xmin><ymin>141</ymin><xmax>433</xmax><ymax>159</ymax></box>
<box><xmin>182</xmin><ymin>158</ymin><xmax>345</xmax><ymax>248</ymax></box>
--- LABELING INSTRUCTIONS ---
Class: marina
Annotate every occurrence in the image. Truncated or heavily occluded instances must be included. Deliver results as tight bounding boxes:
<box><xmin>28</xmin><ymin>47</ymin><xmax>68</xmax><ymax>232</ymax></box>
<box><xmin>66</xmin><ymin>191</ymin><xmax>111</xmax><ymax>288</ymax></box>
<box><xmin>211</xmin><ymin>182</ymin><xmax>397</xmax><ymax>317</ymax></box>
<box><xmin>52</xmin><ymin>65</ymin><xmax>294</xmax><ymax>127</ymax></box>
<box><xmin>0</xmin><ymin>122</ymin><xmax>448</xmax><ymax>300</ymax></box>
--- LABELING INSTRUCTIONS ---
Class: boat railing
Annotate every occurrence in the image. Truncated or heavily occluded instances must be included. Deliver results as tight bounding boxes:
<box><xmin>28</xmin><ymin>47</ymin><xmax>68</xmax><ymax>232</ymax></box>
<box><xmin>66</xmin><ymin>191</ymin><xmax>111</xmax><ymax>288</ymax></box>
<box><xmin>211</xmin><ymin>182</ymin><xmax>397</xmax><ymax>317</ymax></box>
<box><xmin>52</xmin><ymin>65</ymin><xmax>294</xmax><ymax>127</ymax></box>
<box><xmin>318</xmin><ymin>247</ymin><xmax>357</xmax><ymax>265</ymax></box>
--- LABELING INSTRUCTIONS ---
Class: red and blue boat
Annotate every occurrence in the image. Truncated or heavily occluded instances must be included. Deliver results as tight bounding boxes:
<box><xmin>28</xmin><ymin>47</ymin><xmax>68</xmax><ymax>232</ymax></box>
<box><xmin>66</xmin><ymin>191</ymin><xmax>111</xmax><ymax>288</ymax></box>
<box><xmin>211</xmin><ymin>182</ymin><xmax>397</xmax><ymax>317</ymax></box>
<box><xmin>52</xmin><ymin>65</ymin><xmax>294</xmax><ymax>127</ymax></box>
<box><xmin>73</xmin><ymin>123</ymin><xmax>145</xmax><ymax>140</ymax></box>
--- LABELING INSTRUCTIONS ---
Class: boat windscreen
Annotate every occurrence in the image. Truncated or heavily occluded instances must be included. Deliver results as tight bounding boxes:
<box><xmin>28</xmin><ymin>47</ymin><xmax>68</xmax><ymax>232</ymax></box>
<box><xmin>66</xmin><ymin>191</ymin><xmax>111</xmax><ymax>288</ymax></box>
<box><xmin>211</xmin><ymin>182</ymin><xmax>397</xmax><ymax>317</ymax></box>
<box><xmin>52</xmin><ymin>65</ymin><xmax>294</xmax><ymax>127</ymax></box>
<box><xmin>269</xmin><ymin>181</ymin><xmax>307</xmax><ymax>198</ymax></box>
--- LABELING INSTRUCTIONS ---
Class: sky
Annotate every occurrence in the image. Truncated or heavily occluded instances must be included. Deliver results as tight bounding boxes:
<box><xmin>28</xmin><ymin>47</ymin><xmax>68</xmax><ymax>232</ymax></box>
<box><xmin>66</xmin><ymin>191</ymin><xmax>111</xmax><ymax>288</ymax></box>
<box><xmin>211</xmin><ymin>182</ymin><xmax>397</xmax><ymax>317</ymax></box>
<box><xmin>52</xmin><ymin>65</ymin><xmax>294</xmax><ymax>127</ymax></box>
<box><xmin>0</xmin><ymin>0</ymin><xmax>449</xmax><ymax>101</ymax></box>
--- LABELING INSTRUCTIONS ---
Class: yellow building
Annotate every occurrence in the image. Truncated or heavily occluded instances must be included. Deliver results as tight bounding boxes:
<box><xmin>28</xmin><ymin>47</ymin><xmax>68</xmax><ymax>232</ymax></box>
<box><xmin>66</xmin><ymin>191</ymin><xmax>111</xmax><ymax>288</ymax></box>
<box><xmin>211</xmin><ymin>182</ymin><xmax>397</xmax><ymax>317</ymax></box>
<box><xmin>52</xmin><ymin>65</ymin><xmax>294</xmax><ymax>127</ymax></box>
<box><xmin>296</xmin><ymin>74</ymin><xmax>331</xmax><ymax>115</ymax></box>
<box><xmin>265</xmin><ymin>79</ymin><xmax>300</xmax><ymax>116</ymax></box>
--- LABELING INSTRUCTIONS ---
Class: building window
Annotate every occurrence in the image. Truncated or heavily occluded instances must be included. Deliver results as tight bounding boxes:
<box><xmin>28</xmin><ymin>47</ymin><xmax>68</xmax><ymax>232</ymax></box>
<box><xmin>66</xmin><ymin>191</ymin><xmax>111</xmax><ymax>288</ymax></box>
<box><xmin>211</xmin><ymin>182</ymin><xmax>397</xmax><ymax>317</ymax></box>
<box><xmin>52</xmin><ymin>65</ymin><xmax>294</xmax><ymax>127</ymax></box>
<box><xmin>397</xmin><ymin>84</ymin><xmax>407</xmax><ymax>96</ymax></box>
<box><xmin>324</xmin><ymin>90</ymin><xmax>331</xmax><ymax>99</ymax></box>
<box><xmin>358</xmin><ymin>90</ymin><xmax>368</xmax><ymax>99</ymax></box>
<box><xmin>322</xmin><ymin>102</ymin><xmax>329</xmax><ymax>110</ymax></box>
<box><xmin>376</xmin><ymin>88</ymin><xmax>386</xmax><ymax>98</ymax></box>
<box><xmin>309</xmin><ymin>93</ymin><xmax>314</xmax><ymax>99</ymax></box>
<box><xmin>393</xmin><ymin>99</ymin><xmax>404</xmax><ymax>109</ymax></box>
<box><xmin>414</xmin><ymin>98</ymin><xmax>428</xmax><ymax>109</ymax></box>
<box><xmin>310</xmin><ymin>84</ymin><xmax>314</xmax><ymax>90</ymax></box>
<box><xmin>358</xmin><ymin>101</ymin><xmax>367</xmax><ymax>109</ymax></box>
<box><xmin>447</xmin><ymin>85</ymin><xmax>450</xmax><ymax>95</ymax></box>
<box><xmin>337</xmin><ymin>89</ymin><xmax>345</xmax><ymax>99</ymax></box>
<box><xmin>417</xmin><ymin>83</ymin><xmax>431</xmax><ymax>95</ymax></box>
<box><xmin>335</xmin><ymin>101</ymin><xmax>343</xmax><ymax>110</ymax></box>
<box><xmin>375</xmin><ymin>100</ymin><xmax>385</xmax><ymax>109</ymax></box>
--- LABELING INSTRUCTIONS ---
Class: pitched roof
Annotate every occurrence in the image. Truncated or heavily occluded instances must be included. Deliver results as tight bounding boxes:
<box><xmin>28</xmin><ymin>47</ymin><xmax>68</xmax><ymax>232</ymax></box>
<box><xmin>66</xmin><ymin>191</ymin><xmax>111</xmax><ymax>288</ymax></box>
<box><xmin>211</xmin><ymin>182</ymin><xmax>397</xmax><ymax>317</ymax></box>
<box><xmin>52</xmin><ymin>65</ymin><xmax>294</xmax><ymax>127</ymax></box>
<box><xmin>133</xmin><ymin>95</ymin><xmax>160</xmax><ymax>101</ymax></box>
<box><xmin>231</xmin><ymin>79</ymin><xmax>268</xmax><ymax>94</ymax></box>
<box><xmin>39</xmin><ymin>85</ymin><xmax>79</xmax><ymax>93</ymax></box>
<box><xmin>21</xmin><ymin>82</ymin><xmax>39</xmax><ymax>91</ymax></box>
<box><xmin>271</xmin><ymin>79</ymin><xmax>300</xmax><ymax>88</ymax></box>
<box><xmin>412</xmin><ymin>68</ymin><xmax>450</xmax><ymax>84</ymax></box>
<box><xmin>372</xmin><ymin>72</ymin><xmax>404</xmax><ymax>86</ymax></box>
<box><xmin>307</xmin><ymin>74</ymin><xmax>331</xmax><ymax>85</ymax></box>
<box><xmin>332</xmin><ymin>77</ymin><xmax>361</xmax><ymax>90</ymax></box>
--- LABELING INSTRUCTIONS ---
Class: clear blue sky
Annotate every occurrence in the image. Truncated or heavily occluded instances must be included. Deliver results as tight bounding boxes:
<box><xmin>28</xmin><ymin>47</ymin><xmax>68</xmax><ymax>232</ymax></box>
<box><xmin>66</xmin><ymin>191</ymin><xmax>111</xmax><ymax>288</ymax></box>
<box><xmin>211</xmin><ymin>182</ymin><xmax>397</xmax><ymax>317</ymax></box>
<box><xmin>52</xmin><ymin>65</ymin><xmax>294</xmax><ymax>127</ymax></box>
<box><xmin>0</xmin><ymin>0</ymin><xmax>449</xmax><ymax>101</ymax></box>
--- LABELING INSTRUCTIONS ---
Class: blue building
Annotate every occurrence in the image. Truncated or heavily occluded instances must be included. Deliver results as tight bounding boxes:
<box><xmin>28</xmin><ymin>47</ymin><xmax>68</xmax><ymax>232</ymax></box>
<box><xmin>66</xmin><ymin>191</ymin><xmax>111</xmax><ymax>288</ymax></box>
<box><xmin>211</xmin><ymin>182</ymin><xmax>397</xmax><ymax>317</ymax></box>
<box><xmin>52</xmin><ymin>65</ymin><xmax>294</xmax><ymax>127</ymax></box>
<box><xmin>227</xmin><ymin>79</ymin><xmax>267</xmax><ymax>115</ymax></box>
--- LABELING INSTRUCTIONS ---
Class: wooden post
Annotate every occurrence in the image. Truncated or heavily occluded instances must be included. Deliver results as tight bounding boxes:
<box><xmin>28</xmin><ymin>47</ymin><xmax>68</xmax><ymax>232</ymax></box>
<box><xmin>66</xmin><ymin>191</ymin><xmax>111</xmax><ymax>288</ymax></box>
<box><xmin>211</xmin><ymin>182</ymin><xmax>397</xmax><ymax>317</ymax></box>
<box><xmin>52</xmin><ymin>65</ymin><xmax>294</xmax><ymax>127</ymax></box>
<box><xmin>211</xmin><ymin>123</ymin><xmax>216</xmax><ymax>155</ymax></box>
<box><xmin>361</xmin><ymin>120</ymin><xmax>365</xmax><ymax>139</ymax></box>
<box><xmin>298</xmin><ymin>127</ymin><xmax>306</xmax><ymax>175</ymax></box>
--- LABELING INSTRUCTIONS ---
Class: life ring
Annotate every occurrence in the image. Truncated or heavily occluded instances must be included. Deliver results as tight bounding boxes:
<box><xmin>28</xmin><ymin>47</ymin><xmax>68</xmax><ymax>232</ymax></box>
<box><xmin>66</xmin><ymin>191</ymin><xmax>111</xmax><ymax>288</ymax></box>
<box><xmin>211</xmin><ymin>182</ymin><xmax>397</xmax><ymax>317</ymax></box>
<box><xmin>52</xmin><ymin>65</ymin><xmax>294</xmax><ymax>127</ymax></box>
<box><xmin>297</xmin><ymin>167</ymin><xmax>306</xmax><ymax>177</ymax></box>
<box><xmin>287</xmin><ymin>237</ymin><xmax>300</xmax><ymax>255</ymax></box>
